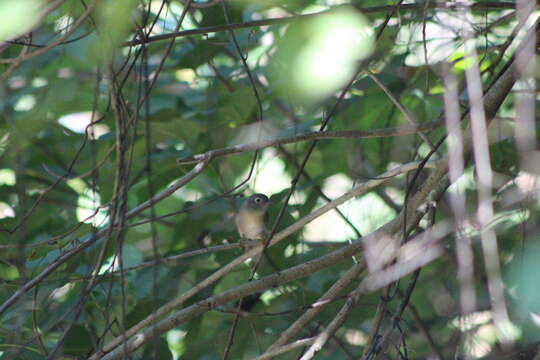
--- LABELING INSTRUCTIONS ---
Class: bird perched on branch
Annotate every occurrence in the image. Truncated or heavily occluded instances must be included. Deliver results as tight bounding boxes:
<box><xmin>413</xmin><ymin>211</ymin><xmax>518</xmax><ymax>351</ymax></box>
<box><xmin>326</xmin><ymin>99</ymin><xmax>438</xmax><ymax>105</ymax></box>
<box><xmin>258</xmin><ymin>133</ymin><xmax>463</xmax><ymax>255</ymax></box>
<box><xmin>235</xmin><ymin>193</ymin><xmax>270</xmax><ymax>241</ymax></box>
<box><xmin>235</xmin><ymin>193</ymin><xmax>272</xmax><ymax>274</ymax></box>
<box><xmin>234</xmin><ymin>193</ymin><xmax>271</xmax><ymax>310</ymax></box>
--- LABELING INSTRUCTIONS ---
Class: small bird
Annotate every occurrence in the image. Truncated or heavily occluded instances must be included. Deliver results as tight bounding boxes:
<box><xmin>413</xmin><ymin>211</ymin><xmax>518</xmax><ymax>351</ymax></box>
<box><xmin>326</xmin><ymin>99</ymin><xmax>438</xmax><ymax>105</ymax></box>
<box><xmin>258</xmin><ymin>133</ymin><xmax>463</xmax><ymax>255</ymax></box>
<box><xmin>234</xmin><ymin>194</ymin><xmax>270</xmax><ymax>309</ymax></box>
<box><xmin>235</xmin><ymin>193</ymin><xmax>270</xmax><ymax>241</ymax></box>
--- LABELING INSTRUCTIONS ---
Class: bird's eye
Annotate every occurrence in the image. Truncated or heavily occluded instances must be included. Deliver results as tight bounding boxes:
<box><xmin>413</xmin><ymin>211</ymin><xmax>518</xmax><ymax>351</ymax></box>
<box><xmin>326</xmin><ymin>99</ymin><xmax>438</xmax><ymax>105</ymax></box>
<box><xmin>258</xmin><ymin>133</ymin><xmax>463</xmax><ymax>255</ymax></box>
<box><xmin>254</xmin><ymin>197</ymin><xmax>261</xmax><ymax>203</ymax></box>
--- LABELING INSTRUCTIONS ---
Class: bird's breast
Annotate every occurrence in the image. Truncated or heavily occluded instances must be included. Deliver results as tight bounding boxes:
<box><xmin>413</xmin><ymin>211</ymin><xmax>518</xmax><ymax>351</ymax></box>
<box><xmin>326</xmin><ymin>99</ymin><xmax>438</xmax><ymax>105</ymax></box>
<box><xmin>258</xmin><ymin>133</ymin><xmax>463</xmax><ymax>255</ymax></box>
<box><xmin>235</xmin><ymin>211</ymin><xmax>266</xmax><ymax>240</ymax></box>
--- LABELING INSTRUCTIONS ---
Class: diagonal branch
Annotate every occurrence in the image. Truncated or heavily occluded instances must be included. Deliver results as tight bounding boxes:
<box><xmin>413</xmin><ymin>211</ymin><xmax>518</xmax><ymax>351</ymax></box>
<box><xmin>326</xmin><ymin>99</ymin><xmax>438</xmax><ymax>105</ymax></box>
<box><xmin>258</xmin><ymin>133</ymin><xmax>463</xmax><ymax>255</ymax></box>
<box><xmin>0</xmin><ymin>157</ymin><xmax>211</xmax><ymax>316</ymax></box>
<box><xmin>265</xmin><ymin>262</ymin><xmax>365</xmax><ymax>353</ymax></box>
<box><xmin>100</xmin><ymin>215</ymin><xmax>447</xmax><ymax>360</ymax></box>
<box><xmin>253</xmin><ymin>337</ymin><xmax>317</xmax><ymax>360</ymax></box>
<box><xmin>301</xmin><ymin>222</ymin><xmax>450</xmax><ymax>360</ymax></box>
<box><xmin>91</xmin><ymin>159</ymin><xmax>436</xmax><ymax>359</ymax></box>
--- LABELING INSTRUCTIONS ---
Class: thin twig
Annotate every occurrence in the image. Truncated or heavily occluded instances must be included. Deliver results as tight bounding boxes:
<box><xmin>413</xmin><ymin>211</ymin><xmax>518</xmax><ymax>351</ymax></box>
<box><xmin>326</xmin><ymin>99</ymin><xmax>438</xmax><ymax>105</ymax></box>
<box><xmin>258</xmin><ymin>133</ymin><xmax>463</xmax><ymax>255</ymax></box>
<box><xmin>0</xmin><ymin>0</ymin><xmax>96</xmax><ymax>80</ymax></box>
<box><xmin>400</xmin><ymin>290</ymin><xmax>445</xmax><ymax>360</ymax></box>
<box><xmin>366</xmin><ymin>71</ymin><xmax>437</xmax><ymax>151</ymax></box>
<box><xmin>122</xmin><ymin>2</ymin><xmax>516</xmax><ymax>47</ymax></box>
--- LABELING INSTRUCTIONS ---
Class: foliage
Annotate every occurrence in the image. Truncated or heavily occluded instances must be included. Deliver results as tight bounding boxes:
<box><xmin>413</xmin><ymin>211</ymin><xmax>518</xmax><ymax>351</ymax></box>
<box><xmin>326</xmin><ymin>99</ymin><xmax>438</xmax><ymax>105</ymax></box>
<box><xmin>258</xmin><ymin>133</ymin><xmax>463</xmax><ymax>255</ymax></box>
<box><xmin>0</xmin><ymin>0</ymin><xmax>539</xmax><ymax>359</ymax></box>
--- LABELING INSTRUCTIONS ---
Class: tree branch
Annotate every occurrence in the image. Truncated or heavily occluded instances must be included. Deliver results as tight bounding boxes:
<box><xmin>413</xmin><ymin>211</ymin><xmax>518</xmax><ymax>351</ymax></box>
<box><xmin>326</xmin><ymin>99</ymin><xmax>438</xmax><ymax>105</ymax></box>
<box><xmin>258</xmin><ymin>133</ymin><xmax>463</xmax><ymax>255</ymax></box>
<box><xmin>123</xmin><ymin>2</ymin><xmax>515</xmax><ymax>47</ymax></box>
<box><xmin>0</xmin><ymin>158</ymin><xmax>211</xmax><ymax>316</ymax></box>
<box><xmin>99</xmin><ymin>216</ymin><xmax>447</xmax><ymax>360</ymax></box>
<box><xmin>265</xmin><ymin>262</ymin><xmax>365</xmax><ymax>353</ymax></box>
<box><xmin>91</xmin><ymin>159</ymin><xmax>436</xmax><ymax>359</ymax></box>
<box><xmin>176</xmin><ymin>121</ymin><xmax>443</xmax><ymax>164</ymax></box>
